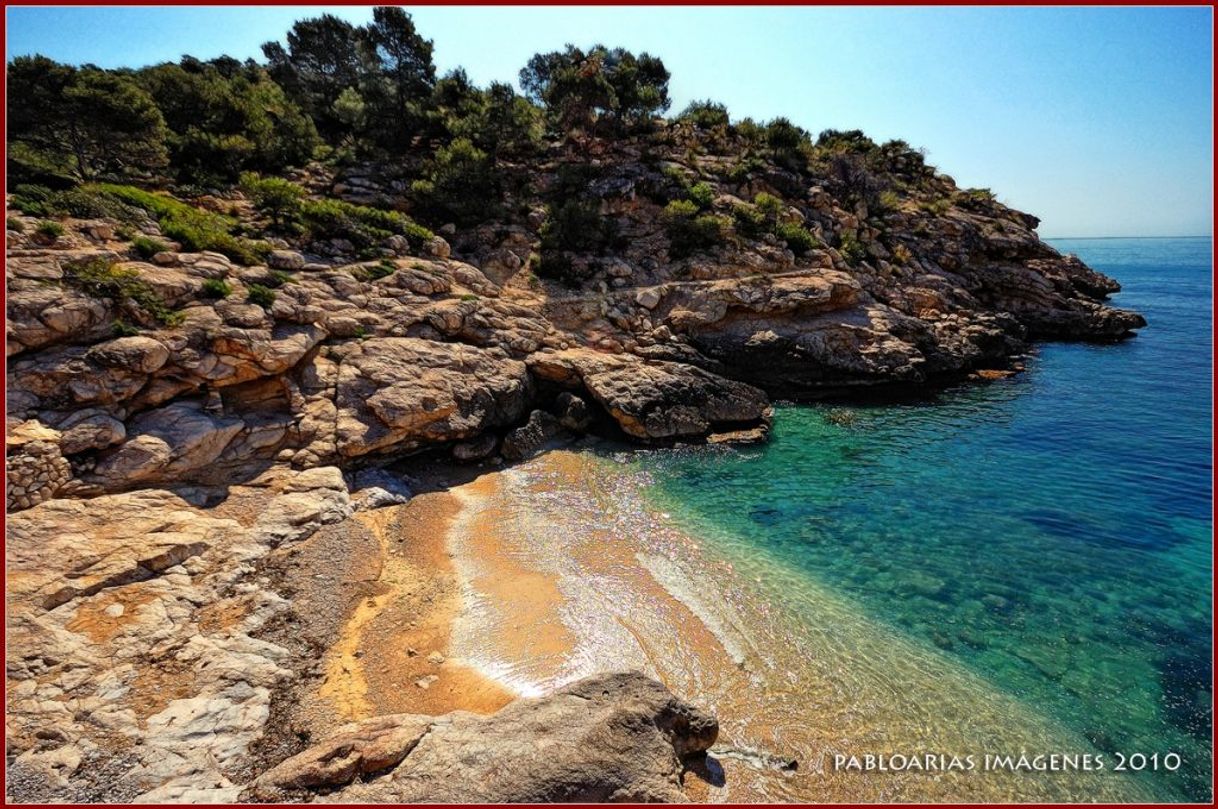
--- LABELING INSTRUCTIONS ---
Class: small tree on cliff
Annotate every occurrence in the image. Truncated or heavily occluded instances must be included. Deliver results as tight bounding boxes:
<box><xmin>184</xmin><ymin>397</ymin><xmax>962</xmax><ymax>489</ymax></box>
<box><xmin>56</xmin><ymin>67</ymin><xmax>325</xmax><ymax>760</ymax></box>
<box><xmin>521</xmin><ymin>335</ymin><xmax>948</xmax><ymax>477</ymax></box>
<box><xmin>136</xmin><ymin>59</ymin><xmax>318</xmax><ymax>185</ymax></box>
<box><xmin>519</xmin><ymin>44</ymin><xmax>670</xmax><ymax>136</ymax></box>
<box><xmin>263</xmin><ymin>8</ymin><xmax>437</xmax><ymax>152</ymax></box>
<box><xmin>359</xmin><ymin>6</ymin><xmax>436</xmax><ymax>149</ymax></box>
<box><xmin>7</xmin><ymin>56</ymin><xmax>169</xmax><ymax>183</ymax></box>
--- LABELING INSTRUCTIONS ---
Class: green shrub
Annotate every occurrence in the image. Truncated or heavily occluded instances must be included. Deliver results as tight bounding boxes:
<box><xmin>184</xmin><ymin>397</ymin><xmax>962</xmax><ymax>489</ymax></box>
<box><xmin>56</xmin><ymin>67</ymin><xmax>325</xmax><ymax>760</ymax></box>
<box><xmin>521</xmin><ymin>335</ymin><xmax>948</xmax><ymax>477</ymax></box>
<box><xmin>816</xmin><ymin>128</ymin><xmax>878</xmax><ymax>154</ymax></box>
<box><xmin>679</xmin><ymin>99</ymin><xmax>729</xmax><ymax>130</ymax></box>
<box><xmin>460</xmin><ymin>293</ymin><xmax>478</xmax><ymax>301</ymax></box>
<box><xmin>662</xmin><ymin>200</ymin><xmax>727</xmax><ymax>258</ymax></box>
<box><xmin>131</xmin><ymin>235</ymin><xmax>168</xmax><ymax>259</ymax></box>
<box><xmin>111</xmin><ymin>319</ymin><xmax>141</xmax><ymax>337</ymax></box>
<box><xmin>200</xmin><ymin>278</ymin><xmax>232</xmax><ymax>299</ymax></box>
<box><xmin>775</xmin><ymin>222</ymin><xmax>818</xmax><ymax>256</ymax></box>
<box><xmin>687</xmin><ymin>181</ymin><xmax>715</xmax><ymax>211</ymax></box>
<box><xmin>661</xmin><ymin>165</ymin><xmax>690</xmax><ymax>192</ymax></box>
<box><xmin>367</xmin><ymin>260</ymin><xmax>398</xmax><ymax>281</ymax></box>
<box><xmin>839</xmin><ymin>232</ymin><xmax>867</xmax><ymax>265</ymax></box>
<box><xmin>246</xmin><ymin>283</ymin><xmax>276</xmax><ymax>308</ymax></box>
<box><xmin>663</xmin><ymin>198</ymin><xmax>699</xmax><ymax>220</ymax></box>
<box><xmin>267</xmin><ymin>269</ymin><xmax>296</xmax><ymax>288</ymax></box>
<box><xmin>754</xmin><ymin>192</ymin><xmax>784</xmax><ymax>221</ymax></box>
<box><xmin>876</xmin><ymin>189</ymin><xmax>901</xmax><ymax>213</ymax></box>
<box><xmin>725</xmin><ymin>156</ymin><xmax>764</xmax><ymax>184</ymax></box>
<box><xmin>409</xmin><ymin>137</ymin><xmax>499</xmax><ymax>226</ymax></box>
<box><xmin>540</xmin><ymin>198</ymin><xmax>614</xmax><ymax>254</ymax></box>
<box><xmin>764</xmin><ymin>116</ymin><xmax>803</xmax><ymax>151</ymax></box>
<box><xmin>764</xmin><ymin>117</ymin><xmax>809</xmax><ymax>167</ymax></box>
<box><xmin>298</xmin><ymin>197</ymin><xmax>433</xmax><ymax>251</ymax></box>
<box><xmin>62</xmin><ymin>256</ymin><xmax>182</xmax><ymax>326</ymax></box>
<box><xmin>6</xmin><ymin>216</ymin><xmax>25</xmax><ymax>232</ymax></box>
<box><xmin>10</xmin><ymin>184</ymin><xmax>53</xmax><ymax>217</ymax></box>
<box><xmin>535</xmin><ymin>197</ymin><xmax>616</xmax><ymax>286</ymax></box>
<box><xmin>94</xmin><ymin>183</ymin><xmax>269</xmax><ymax>264</ymax></box>
<box><xmin>46</xmin><ymin>186</ymin><xmax>143</xmax><ymax>222</ymax></box>
<box><xmin>731</xmin><ymin>204</ymin><xmax>766</xmax><ymax>238</ymax></box>
<box><xmin>36</xmin><ymin>220</ymin><xmax>64</xmax><ymax>239</ymax></box>
<box><xmin>239</xmin><ymin>172</ymin><xmax>305</xmax><ymax>228</ymax></box>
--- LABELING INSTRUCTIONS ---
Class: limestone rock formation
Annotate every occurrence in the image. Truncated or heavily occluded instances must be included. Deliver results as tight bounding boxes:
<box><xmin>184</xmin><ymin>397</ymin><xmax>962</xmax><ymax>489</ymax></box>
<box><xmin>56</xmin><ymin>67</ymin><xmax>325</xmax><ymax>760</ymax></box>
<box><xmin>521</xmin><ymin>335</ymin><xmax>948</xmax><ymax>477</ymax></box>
<box><xmin>5</xmin><ymin>143</ymin><xmax>1145</xmax><ymax>508</ymax></box>
<box><xmin>5</xmin><ymin>467</ymin><xmax>352</xmax><ymax>802</ymax></box>
<box><xmin>245</xmin><ymin>672</ymin><xmax>718</xmax><ymax>803</ymax></box>
<box><xmin>4</xmin><ymin>27</ymin><xmax>1152</xmax><ymax>807</ymax></box>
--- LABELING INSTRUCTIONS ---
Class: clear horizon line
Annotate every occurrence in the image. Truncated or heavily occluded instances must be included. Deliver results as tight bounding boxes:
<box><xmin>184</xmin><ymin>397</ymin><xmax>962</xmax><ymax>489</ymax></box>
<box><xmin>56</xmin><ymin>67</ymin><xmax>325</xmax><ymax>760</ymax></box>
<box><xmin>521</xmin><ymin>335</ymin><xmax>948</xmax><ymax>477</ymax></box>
<box><xmin>1042</xmin><ymin>234</ymin><xmax>1213</xmax><ymax>240</ymax></box>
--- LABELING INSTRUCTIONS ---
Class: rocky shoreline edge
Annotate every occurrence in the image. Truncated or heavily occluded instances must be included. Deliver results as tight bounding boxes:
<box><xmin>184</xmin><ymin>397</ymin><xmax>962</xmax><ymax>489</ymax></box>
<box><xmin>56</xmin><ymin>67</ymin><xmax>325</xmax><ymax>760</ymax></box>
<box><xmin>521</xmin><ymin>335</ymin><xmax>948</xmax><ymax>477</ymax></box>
<box><xmin>6</xmin><ymin>450</ymin><xmax>730</xmax><ymax>803</ymax></box>
<box><xmin>6</xmin><ymin>135</ymin><xmax>1147</xmax><ymax>804</ymax></box>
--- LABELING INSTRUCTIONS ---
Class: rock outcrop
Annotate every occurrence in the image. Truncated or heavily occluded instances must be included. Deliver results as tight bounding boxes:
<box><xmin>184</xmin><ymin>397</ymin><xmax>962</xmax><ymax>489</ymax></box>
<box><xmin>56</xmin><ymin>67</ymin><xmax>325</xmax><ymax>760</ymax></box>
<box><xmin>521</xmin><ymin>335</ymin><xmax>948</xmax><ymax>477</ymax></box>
<box><xmin>6</xmin><ymin>138</ymin><xmax>1144</xmax><ymax>509</ymax></box>
<box><xmin>245</xmin><ymin>671</ymin><xmax>718</xmax><ymax>803</ymax></box>
<box><xmin>5</xmin><ymin>467</ymin><xmax>352</xmax><ymax>802</ymax></box>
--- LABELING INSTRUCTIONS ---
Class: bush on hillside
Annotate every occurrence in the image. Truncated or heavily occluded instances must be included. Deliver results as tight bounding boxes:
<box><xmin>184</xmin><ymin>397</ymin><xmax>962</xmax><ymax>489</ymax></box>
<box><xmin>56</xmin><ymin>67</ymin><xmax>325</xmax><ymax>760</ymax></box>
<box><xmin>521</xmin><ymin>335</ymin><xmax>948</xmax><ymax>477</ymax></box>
<box><xmin>679</xmin><ymin>99</ymin><xmax>729</xmax><ymax>130</ymax></box>
<box><xmin>62</xmin><ymin>256</ymin><xmax>182</xmax><ymax>325</ymax></box>
<box><xmin>662</xmin><ymin>199</ymin><xmax>728</xmax><ymax>258</ymax></box>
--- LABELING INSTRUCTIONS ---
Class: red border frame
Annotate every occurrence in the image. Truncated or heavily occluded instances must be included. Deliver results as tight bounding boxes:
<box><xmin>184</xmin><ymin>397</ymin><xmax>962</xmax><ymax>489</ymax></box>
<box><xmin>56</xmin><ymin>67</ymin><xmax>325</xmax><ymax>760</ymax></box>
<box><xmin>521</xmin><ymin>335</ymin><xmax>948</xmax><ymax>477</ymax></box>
<box><xmin>0</xmin><ymin>3</ymin><xmax>1213</xmax><ymax>807</ymax></box>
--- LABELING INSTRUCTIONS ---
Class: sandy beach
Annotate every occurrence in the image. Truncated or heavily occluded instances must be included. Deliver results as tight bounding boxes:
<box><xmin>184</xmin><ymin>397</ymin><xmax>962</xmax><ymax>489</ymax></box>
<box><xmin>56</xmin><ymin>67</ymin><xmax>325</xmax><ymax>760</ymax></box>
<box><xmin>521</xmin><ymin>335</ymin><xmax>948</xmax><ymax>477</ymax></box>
<box><xmin>288</xmin><ymin>448</ymin><xmax>1151</xmax><ymax>803</ymax></box>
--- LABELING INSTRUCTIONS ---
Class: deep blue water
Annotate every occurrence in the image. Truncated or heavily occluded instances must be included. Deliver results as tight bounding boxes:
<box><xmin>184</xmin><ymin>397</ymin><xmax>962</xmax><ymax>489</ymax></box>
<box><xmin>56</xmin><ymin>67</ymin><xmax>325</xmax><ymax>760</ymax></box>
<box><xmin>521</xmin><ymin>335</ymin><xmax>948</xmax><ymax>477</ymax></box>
<box><xmin>643</xmin><ymin>238</ymin><xmax>1213</xmax><ymax>801</ymax></box>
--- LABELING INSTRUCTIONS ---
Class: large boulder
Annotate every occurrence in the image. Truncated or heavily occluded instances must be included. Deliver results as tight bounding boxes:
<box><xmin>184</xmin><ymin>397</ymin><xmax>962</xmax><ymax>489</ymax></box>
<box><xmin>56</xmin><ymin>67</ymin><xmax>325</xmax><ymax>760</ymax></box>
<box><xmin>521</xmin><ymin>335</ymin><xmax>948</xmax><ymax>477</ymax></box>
<box><xmin>501</xmin><ymin>409</ymin><xmax>560</xmax><ymax>461</ymax></box>
<box><xmin>88</xmin><ymin>401</ymin><xmax>245</xmax><ymax>489</ymax></box>
<box><xmin>335</xmin><ymin>337</ymin><xmax>532</xmax><ymax>457</ymax></box>
<box><xmin>5</xmin><ymin>422</ymin><xmax>71</xmax><ymax>511</ymax></box>
<box><xmin>529</xmin><ymin>349</ymin><xmax>770</xmax><ymax>440</ymax></box>
<box><xmin>5</xmin><ymin>468</ymin><xmax>353</xmax><ymax>803</ymax></box>
<box><xmin>246</xmin><ymin>671</ymin><xmax>718</xmax><ymax>803</ymax></box>
<box><xmin>268</xmin><ymin>250</ymin><xmax>305</xmax><ymax>270</ymax></box>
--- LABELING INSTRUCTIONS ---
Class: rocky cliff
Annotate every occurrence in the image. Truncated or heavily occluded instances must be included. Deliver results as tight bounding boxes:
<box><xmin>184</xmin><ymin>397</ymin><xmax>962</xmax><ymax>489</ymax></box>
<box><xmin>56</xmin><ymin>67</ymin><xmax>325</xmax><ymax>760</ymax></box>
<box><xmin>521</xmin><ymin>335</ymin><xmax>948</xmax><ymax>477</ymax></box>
<box><xmin>6</xmin><ymin>126</ymin><xmax>1143</xmax><ymax>510</ymax></box>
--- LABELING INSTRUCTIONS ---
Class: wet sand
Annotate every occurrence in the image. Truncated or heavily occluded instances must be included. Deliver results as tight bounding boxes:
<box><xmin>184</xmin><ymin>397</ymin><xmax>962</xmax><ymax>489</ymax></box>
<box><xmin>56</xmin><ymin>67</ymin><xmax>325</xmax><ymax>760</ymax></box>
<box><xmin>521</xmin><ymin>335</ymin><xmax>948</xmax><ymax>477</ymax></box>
<box><xmin>315</xmin><ymin>493</ymin><xmax>515</xmax><ymax>721</ymax></box>
<box><xmin>315</xmin><ymin>450</ymin><xmax>1153</xmax><ymax>802</ymax></box>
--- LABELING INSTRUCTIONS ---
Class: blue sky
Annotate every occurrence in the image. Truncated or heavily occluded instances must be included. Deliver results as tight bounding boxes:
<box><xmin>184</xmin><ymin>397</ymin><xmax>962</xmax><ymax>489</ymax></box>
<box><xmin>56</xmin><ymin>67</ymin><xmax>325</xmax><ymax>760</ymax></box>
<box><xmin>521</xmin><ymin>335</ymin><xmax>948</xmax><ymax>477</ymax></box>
<box><xmin>7</xmin><ymin>6</ymin><xmax>1213</xmax><ymax>237</ymax></box>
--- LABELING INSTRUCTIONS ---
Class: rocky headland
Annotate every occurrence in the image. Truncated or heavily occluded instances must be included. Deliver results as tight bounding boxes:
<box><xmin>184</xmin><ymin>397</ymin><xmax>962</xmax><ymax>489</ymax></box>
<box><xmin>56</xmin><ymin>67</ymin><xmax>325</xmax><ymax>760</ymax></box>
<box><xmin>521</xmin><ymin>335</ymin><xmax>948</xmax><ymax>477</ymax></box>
<box><xmin>6</xmin><ymin>14</ymin><xmax>1145</xmax><ymax>803</ymax></box>
<box><xmin>5</xmin><ymin>140</ymin><xmax>1145</xmax><ymax>509</ymax></box>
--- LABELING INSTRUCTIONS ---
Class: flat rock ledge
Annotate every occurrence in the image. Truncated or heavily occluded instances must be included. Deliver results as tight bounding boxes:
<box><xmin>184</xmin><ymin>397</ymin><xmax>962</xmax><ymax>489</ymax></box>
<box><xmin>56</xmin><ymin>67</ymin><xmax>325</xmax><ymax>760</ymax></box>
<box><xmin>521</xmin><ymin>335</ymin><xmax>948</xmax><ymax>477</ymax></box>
<box><xmin>244</xmin><ymin>671</ymin><xmax>719</xmax><ymax>803</ymax></box>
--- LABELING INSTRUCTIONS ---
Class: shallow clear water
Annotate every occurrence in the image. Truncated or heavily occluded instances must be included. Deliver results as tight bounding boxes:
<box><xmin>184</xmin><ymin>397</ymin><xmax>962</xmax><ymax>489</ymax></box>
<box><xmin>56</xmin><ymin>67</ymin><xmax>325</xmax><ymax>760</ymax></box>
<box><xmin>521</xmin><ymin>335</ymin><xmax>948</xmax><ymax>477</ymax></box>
<box><xmin>640</xmin><ymin>238</ymin><xmax>1213</xmax><ymax>801</ymax></box>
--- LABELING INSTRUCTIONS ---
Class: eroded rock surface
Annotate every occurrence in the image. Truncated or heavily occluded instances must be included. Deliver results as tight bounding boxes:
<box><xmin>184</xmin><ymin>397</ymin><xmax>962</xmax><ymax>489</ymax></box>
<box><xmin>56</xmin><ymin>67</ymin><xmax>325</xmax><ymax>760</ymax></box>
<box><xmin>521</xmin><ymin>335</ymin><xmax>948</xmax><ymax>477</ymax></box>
<box><xmin>246</xmin><ymin>671</ymin><xmax>718</xmax><ymax>803</ymax></box>
<box><xmin>5</xmin><ymin>468</ymin><xmax>351</xmax><ymax>802</ymax></box>
<box><xmin>5</xmin><ymin>123</ymin><xmax>1144</xmax><ymax>804</ymax></box>
<box><xmin>6</xmin><ymin>148</ymin><xmax>1143</xmax><ymax>508</ymax></box>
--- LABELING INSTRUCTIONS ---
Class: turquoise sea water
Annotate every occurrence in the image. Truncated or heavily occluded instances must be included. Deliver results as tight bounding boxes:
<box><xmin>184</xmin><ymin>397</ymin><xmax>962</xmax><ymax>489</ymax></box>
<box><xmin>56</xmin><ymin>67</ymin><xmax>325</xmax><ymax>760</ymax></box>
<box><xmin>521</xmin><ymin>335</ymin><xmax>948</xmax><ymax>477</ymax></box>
<box><xmin>640</xmin><ymin>238</ymin><xmax>1213</xmax><ymax>801</ymax></box>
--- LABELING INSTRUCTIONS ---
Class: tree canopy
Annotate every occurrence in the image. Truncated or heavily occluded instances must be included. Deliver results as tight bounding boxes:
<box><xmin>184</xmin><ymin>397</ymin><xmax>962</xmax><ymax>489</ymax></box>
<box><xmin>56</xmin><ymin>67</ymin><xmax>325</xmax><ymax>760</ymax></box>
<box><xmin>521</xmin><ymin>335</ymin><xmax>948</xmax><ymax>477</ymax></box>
<box><xmin>519</xmin><ymin>44</ymin><xmax>670</xmax><ymax>134</ymax></box>
<box><xmin>262</xmin><ymin>9</ymin><xmax>436</xmax><ymax>152</ymax></box>
<box><xmin>8</xmin><ymin>56</ymin><xmax>169</xmax><ymax>183</ymax></box>
<box><xmin>136</xmin><ymin>58</ymin><xmax>319</xmax><ymax>184</ymax></box>
<box><xmin>6</xmin><ymin>6</ymin><xmax>875</xmax><ymax>235</ymax></box>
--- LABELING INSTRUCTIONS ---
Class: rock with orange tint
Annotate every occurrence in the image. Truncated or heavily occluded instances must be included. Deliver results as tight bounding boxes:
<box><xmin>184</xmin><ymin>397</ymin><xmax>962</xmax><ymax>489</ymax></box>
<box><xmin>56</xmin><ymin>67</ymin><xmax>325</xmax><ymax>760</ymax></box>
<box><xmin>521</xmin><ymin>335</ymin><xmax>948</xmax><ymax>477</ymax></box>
<box><xmin>4</xmin><ymin>467</ymin><xmax>352</xmax><ymax>803</ymax></box>
<box><xmin>246</xmin><ymin>671</ymin><xmax>718</xmax><ymax>803</ymax></box>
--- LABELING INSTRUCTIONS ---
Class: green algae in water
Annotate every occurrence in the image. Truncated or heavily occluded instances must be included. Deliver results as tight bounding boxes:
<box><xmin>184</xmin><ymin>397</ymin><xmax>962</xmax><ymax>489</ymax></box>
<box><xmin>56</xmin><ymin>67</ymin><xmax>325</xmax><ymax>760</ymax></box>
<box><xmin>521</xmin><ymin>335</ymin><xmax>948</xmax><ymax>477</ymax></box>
<box><xmin>639</xmin><ymin>239</ymin><xmax>1213</xmax><ymax>802</ymax></box>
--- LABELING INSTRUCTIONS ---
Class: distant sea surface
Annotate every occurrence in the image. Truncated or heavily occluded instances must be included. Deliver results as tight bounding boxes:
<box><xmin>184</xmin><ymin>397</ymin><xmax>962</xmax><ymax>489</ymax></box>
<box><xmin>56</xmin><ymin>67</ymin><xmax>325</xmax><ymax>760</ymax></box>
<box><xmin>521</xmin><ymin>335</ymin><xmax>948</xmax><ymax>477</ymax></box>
<box><xmin>637</xmin><ymin>237</ymin><xmax>1213</xmax><ymax>801</ymax></box>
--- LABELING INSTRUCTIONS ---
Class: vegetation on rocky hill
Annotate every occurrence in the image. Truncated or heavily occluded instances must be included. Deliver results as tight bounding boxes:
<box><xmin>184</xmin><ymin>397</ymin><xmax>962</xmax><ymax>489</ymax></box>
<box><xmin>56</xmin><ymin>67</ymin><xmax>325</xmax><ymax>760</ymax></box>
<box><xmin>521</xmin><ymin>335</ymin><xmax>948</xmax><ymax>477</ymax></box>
<box><xmin>10</xmin><ymin>7</ymin><xmax>975</xmax><ymax>257</ymax></box>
